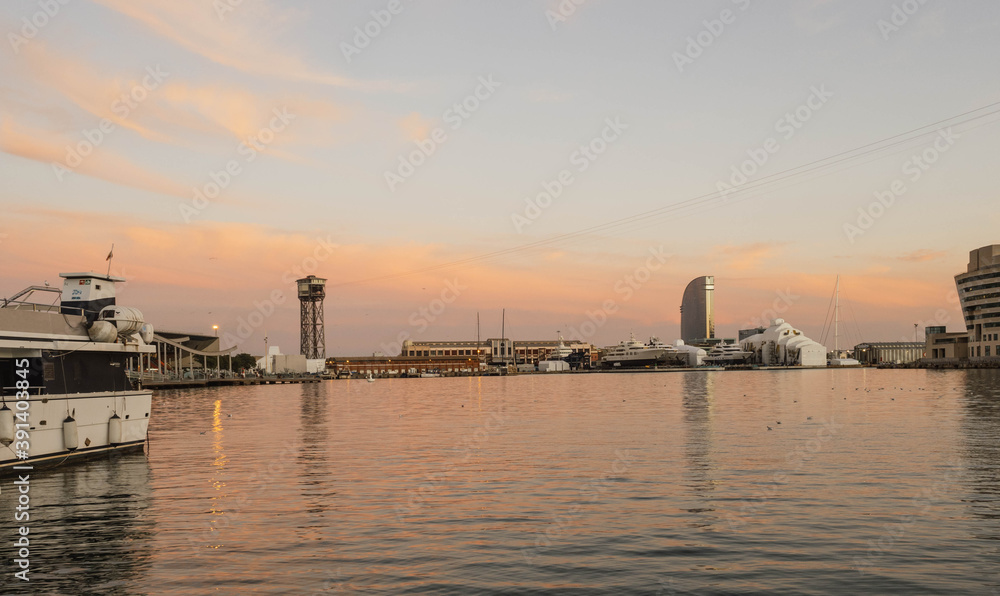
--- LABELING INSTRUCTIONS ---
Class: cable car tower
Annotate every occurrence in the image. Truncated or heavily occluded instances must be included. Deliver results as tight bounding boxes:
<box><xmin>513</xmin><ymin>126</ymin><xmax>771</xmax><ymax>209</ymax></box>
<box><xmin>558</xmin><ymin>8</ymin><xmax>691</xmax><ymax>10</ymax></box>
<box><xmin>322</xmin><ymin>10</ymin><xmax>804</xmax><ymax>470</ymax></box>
<box><xmin>297</xmin><ymin>275</ymin><xmax>327</xmax><ymax>359</ymax></box>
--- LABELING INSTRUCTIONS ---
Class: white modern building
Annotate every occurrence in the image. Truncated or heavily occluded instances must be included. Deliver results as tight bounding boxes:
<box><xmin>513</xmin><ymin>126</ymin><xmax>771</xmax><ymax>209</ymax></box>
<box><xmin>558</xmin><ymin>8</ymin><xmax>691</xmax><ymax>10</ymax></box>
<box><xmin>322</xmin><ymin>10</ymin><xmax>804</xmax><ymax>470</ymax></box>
<box><xmin>956</xmin><ymin>244</ymin><xmax>1000</xmax><ymax>361</ymax></box>
<box><xmin>672</xmin><ymin>340</ymin><xmax>707</xmax><ymax>367</ymax></box>
<box><xmin>739</xmin><ymin>319</ymin><xmax>826</xmax><ymax>367</ymax></box>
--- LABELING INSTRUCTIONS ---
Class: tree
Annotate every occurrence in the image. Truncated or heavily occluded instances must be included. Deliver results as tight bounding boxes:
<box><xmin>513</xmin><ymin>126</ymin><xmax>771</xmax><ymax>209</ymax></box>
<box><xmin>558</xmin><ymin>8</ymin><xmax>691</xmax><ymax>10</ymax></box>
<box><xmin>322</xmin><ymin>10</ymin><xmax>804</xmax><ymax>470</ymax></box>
<box><xmin>232</xmin><ymin>353</ymin><xmax>258</xmax><ymax>371</ymax></box>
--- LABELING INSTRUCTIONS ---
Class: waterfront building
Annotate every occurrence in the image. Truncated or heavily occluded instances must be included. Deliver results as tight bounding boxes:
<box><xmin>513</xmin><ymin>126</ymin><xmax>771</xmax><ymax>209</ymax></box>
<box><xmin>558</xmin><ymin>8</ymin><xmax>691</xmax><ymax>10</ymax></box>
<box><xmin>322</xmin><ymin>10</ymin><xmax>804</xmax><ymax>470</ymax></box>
<box><xmin>672</xmin><ymin>340</ymin><xmax>707</xmax><ymax>367</ymax></box>
<box><xmin>852</xmin><ymin>342</ymin><xmax>924</xmax><ymax>366</ymax></box>
<box><xmin>739</xmin><ymin>318</ymin><xmax>826</xmax><ymax>366</ymax></box>
<box><xmin>924</xmin><ymin>328</ymin><xmax>970</xmax><ymax>361</ymax></box>
<box><xmin>956</xmin><ymin>244</ymin><xmax>1000</xmax><ymax>361</ymax></box>
<box><xmin>326</xmin><ymin>355</ymin><xmax>484</xmax><ymax>377</ymax></box>
<box><xmin>680</xmin><ymin>276</ymin><xmax>715</xmax><ymax>345</ymax></box>
<box><xmin>401</xmin><ymin>338</ymin><xmax>595</xmax><ymax>367</ymax></box>
<box><xmin>146</xmin><ymin>330</ymin><xmax>236</xmax><ymax>381</ymax></box>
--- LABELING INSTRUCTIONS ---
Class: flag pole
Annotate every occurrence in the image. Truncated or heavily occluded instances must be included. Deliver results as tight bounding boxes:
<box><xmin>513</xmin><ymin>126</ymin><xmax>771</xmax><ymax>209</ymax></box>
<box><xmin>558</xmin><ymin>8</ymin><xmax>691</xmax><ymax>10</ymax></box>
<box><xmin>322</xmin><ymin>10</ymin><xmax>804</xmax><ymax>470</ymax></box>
<box><xmin>106</xmin><ymin>243</ymin><xmax>115</xmax><ymax>277</ymax></box>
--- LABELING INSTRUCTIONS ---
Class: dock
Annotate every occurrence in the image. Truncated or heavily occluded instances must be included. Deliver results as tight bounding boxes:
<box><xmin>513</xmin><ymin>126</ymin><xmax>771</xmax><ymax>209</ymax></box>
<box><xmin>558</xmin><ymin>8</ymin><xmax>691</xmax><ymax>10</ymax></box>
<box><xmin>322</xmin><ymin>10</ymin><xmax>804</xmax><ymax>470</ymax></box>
<box><xmin>141</xmin><ymin>376</ymin><xmax>322</xmax><ymax>390</ymax></box>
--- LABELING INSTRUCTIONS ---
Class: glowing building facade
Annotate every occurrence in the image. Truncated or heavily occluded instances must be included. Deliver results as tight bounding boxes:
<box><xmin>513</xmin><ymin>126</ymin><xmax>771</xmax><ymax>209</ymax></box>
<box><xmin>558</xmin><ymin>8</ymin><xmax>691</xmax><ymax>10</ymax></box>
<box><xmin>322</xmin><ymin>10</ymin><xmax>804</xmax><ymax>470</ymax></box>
<box><xmin>680</xmin><ymin>276</ymin><xmax>715</xmax><ymax>344</ymax></box>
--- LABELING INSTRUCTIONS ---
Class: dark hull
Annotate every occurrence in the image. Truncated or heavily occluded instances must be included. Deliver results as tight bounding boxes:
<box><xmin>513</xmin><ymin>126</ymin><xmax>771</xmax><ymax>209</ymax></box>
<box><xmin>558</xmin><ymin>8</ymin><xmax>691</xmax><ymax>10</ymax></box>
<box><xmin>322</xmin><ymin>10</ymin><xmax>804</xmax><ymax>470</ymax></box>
<box><xmin>0</xmin><ymin>440</ymin><xmax>145</xmax><ymax>476</ymax></box>
<box><xmin>602</xmin><ymin>355</ymin><xmax>685</xmax><ymax>369</ymax></box>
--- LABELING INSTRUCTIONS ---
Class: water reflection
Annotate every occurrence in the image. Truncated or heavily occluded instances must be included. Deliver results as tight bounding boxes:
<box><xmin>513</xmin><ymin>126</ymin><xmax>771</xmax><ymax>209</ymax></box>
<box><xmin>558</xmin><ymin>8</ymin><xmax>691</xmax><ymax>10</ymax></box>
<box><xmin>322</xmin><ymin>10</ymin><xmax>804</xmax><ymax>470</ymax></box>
<box><xmin>5</xmin><ymin>373</ymin><xmax>1000</xmax><ymax>594</ymax></box>
<box><xmin>681</xmin><ymin>372</ymin><xmax>716</xmax><ymax>497</ymax></box>
<box><xmin>298</xmin><ymin>383</ymin><xmax>333</xmax><ymax>521</ymax></box>
<box><xmin>0</xmin><ymin>452</ymin><xmax>153</xmax><ymax>595</ymax></box>
<box><xmin>960</xmin><ymin>370</ymin><xmax>1000</xmax><ymax>524</ymax></box>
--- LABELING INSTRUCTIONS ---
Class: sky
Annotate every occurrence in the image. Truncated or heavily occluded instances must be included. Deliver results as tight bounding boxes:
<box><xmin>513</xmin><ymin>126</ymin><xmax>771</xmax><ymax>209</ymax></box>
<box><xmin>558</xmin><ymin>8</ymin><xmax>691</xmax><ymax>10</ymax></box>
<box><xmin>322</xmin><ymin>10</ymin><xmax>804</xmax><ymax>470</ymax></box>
<box><xmin>1</xmin><ymin>0</ymin><xmax>998</xmax><ymax>356</ymax></box>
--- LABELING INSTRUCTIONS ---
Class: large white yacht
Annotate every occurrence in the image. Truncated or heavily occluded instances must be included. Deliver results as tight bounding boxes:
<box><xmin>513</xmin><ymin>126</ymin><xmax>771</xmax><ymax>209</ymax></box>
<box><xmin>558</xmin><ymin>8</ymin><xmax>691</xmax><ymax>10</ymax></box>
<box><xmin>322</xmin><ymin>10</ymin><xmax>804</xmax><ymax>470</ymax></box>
<box><xmin>702</xmin><ymin>342</ymin><xmax>752</xmax><ymax>365</ymax></box>
<box><xmin>602</xmin><ymin>333</ymin><xmax>684</xmax><ymax>368</ymax></box>
<box><xmin>1</xmin><ymin>272</ymin><xmax>155</xmax><ymax>473</ymax></box>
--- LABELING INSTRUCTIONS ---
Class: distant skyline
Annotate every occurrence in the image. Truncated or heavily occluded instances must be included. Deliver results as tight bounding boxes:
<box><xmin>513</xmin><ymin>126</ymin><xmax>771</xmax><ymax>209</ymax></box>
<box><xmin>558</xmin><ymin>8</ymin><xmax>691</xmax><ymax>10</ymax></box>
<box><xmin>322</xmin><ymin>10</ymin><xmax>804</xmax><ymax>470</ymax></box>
<box><xmin>1</xmin><ymin>1</ymin><xmax>998</xmax><ymax>355</ymax></box>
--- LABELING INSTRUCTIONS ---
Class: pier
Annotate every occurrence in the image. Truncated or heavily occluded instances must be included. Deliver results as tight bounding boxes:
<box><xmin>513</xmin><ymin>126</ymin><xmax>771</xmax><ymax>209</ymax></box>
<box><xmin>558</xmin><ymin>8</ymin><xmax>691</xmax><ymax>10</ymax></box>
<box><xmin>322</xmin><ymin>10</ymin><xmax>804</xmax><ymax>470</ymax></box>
<box><xmin>140</xmin><ymin>376</ymin><xmax>321</xmax><ymax>390</ymax></box>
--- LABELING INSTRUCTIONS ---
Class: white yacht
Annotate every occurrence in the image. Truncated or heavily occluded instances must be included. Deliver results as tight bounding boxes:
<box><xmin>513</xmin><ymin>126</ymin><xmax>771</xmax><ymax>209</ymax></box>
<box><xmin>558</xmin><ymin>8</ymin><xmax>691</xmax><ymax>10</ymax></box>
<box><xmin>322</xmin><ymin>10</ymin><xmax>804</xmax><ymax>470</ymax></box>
<box><xmin>602</xmin><ymin>332</ymin><xmax>684</xmax><ymax>368</ymax></box>
<box><xmin>1</xmin><ymin>272</ymin><xmax>155</xmax><ymax>473</ymax></box>
<box><xmin>702</xmin><ymin>343</ymin><xmax>752</xmax><ymax>365</ymax></box>
<box><xmin>547</xmin><ymin>336</ymin><xmax>574</xmax><ymax>361</ymax></box>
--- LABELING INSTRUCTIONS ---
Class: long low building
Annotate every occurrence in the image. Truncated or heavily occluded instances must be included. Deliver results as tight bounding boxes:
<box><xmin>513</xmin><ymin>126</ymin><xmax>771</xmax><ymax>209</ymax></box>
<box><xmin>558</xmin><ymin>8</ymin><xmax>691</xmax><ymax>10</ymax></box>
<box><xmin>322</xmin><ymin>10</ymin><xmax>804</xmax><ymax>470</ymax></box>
<box><xmin>402</xmin><ymin>337</ymin><xmax>596</xmax><ymax>367</ymax></box>
<box><xmin>853</xmin><ymin>342</ymin><xmax>925</xmax><ymax>365</ymax></box>
<box><xmin>326</xmin><ymin>355</ymin><xmax>484</xmax><ymax>377</ymax></box>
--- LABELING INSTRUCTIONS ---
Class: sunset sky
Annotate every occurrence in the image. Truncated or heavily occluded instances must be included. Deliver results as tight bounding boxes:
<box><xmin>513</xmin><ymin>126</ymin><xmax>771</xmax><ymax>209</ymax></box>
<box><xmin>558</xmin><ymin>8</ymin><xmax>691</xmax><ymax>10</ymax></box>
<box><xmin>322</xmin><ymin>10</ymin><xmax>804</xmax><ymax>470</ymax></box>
<box><xmin>1</xmin><ymin>1</ymin><xmax>998</xmax><ymax>356</ymax></box>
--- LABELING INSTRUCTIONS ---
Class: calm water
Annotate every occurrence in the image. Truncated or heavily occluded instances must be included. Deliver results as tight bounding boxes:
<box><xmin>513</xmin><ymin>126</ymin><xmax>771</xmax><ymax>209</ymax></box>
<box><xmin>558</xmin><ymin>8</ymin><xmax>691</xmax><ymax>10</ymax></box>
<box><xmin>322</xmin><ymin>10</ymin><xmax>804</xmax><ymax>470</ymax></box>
<box><xmin>2</xmin><ymin>369</ymin><xmax>999</xmax><ymax>595</ymax></box>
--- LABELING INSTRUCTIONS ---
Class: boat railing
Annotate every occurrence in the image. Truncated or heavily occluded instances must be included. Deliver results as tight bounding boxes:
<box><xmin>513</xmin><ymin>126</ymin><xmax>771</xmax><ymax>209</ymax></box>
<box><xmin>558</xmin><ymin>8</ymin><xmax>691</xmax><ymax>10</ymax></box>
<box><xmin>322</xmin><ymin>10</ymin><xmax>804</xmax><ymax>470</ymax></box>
<box><xmin>0</xmin><ymin>299</ymin><xmax>85</xmax><ymax>316</ymax></box>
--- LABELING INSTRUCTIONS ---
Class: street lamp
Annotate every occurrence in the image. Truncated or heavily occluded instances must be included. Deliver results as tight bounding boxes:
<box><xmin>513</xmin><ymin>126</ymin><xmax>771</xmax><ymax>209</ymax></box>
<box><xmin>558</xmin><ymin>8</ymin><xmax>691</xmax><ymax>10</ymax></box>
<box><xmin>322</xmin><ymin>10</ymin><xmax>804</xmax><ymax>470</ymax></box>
<box><xmin>212</xmin><ymin>325</ymin><xmax>219</xmax><ymax>378</ymax></box>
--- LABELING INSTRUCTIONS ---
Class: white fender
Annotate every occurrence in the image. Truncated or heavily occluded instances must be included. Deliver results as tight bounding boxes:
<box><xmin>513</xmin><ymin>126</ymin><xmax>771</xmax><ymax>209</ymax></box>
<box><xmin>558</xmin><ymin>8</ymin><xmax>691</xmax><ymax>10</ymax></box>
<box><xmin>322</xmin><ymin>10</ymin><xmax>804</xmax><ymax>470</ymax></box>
<box><xmin>63</xmin><ymin>415</ymin><xmax>79</xmax><ymax>451</ymax></box>
<box><xmin>0</xmin><ymin>405</ymin><xmax>14</xmax><ymax>447</ymax></box>
<box><xmin>108</xmin><ymin>413</ymin><xmax>122</xmax><ymax>445</ymax></box>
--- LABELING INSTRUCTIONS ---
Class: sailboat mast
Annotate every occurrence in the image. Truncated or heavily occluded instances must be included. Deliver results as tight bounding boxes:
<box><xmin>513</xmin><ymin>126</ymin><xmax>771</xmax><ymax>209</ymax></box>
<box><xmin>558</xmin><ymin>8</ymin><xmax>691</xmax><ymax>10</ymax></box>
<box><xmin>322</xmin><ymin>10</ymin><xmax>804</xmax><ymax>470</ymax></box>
<box><xmin>501</xmin><ymin>309</ymin><xmax>506</xmax><ymax>364</ymax></box>
<box><xmin>834</xmin><ymin>275</ymin><xmax>840</xmax><ymax>355</ymax></box>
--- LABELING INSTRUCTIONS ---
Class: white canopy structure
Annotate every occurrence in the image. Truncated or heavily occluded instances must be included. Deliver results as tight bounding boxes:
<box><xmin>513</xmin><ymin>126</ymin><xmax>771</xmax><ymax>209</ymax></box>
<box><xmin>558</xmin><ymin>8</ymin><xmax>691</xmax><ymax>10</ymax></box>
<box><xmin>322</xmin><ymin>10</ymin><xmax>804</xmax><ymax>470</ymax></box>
<box><xmin>739</xmin><ymin>319</ymin><xmax>826</xmax><ymax>367</ymax></box>
<box><xmin>673</xmin><ymin>340</ymin><xmax>707</xmax><ymax>367</ymax></box>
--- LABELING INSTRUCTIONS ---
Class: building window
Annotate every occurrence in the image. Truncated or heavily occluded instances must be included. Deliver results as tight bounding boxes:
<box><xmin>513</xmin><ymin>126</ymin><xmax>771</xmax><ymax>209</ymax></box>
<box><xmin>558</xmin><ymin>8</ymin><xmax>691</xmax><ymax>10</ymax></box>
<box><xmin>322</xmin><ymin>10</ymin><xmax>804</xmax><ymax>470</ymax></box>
<box><xmin>987</xmin><ymin>346</ymin><xmax>992</xmax><ymax>357</ymax></box>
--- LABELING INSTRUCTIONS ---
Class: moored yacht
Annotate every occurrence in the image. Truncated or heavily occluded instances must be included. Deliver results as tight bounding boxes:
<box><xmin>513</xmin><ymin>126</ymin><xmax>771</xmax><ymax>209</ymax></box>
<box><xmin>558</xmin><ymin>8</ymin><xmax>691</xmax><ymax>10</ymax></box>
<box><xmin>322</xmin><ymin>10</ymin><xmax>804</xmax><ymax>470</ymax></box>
<box><xmin>702</xmin><ymin>342</ymin><xmax>752</xmax><ymax>365</ymax></box>
<box><xmin>1</xmin><ymin>272</ymin><xmax>155</xmax><ymax>473</ymax></box>
<box><xmin>602</xmin><ymin>332</ymin><xmax>684</xmax><ymax>368</ymax></box>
